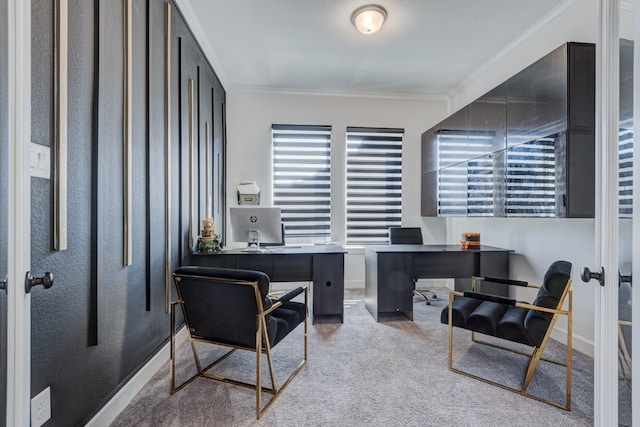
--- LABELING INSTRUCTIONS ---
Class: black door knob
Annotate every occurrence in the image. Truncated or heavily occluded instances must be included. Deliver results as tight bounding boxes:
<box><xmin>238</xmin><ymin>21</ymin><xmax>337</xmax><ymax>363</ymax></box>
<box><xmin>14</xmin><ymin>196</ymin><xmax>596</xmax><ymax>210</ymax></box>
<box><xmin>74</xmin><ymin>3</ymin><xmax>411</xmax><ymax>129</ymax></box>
<box><xmin>0</xmin><ymin>275</ymin><xmax>6</xmax><ymax>293</ymax></box>
<box><xmin>619</xmin><ymin>270</ymin><xmax>632</xmax><ymax>285</ymax></box>
<box><xmin>25</xmin><ymin>271</ymin><xmax>54</xmax><ymax>293</ymax></box>
<box><xmin>581</xmin><ymin>266</ymin><xmax>604</xmax><ymax>287</ymax></box>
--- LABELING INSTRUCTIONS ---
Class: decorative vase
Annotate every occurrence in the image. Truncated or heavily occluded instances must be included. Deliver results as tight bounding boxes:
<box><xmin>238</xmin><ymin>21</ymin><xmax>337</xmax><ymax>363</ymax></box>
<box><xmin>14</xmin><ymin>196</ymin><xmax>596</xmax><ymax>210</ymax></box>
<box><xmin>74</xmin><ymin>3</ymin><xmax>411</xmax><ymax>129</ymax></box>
<box><xmin>199</xmin><ymin>235</ymin><xmax>219</xmax><ymax>253</ymax></box>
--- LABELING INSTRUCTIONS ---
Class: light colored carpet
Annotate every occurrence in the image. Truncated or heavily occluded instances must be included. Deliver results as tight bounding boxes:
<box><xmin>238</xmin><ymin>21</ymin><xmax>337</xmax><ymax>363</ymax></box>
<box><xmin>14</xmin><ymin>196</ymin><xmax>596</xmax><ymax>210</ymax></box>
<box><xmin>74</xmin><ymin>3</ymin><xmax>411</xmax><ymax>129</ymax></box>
<box><xmin>111</xmin><ymin>288</ymin><xmax>597</xmax><ymax>427</ymax></box>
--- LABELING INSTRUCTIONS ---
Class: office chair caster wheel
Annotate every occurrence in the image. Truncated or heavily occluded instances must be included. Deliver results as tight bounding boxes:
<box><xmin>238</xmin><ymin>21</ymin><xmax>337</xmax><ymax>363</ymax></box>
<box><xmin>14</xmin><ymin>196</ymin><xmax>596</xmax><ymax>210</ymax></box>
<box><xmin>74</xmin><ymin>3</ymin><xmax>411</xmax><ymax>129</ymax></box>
<box><xmin>426</xmin><ymin>301</ymin><xmax>431</xmax><ymax>306</ymax></box>
<box><xmin>432</xmin><ymin>295</ymin><xmax>437</xmax><ymax>299</ymax></box>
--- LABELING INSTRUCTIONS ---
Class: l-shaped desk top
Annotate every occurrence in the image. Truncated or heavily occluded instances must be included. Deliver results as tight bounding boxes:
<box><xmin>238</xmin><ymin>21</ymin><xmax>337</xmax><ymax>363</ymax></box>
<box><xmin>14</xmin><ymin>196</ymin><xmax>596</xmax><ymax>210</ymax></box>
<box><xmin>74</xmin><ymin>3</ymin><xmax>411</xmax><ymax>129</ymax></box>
<box><xmin>364</xmin><ymin>244</ymin><xmax>512</xmax><ymax>253</ymax></box>
<box><xmin>193</xmin><ymin>244</ymin><xmax>347</xmax><ymax>255</ymax></box>
<box><xmin>364</xmin><ymin>245</ymin><xmax>513</xmax><ymax>321</ymax></box>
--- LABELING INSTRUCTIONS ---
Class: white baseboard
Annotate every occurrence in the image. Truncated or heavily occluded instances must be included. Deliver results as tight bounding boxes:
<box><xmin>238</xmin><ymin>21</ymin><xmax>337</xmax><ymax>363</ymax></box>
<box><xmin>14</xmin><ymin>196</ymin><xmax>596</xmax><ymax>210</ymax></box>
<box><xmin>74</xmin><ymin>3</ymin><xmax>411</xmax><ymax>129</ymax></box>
<box><xmin>551</xmin><ymin>327</ymin><xmax>594</xmax><ymax>358</ymax></box>
<box><xmin>345</xmin><ymin>279</ymin><xmax>364</xmax><ymax>289</ymax></box>
<box><xmin>85</xmin><ymin>327</ymin><xmax>188</xmax><ymax>427</ymax></box>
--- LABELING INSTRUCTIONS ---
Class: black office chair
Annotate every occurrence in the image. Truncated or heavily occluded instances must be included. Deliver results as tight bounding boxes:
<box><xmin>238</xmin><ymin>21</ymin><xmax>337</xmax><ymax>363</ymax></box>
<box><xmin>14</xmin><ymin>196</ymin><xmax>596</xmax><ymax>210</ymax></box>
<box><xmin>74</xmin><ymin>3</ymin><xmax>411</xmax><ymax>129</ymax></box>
<box><xmin>171</xmin><ymin>266</ymin><xmax>308</xmax><ymax>419</ymax></box>
<box><xmin>388</xmin><ymin>227</ymin><xmax>437</xmax><ymax>305</ymax></box>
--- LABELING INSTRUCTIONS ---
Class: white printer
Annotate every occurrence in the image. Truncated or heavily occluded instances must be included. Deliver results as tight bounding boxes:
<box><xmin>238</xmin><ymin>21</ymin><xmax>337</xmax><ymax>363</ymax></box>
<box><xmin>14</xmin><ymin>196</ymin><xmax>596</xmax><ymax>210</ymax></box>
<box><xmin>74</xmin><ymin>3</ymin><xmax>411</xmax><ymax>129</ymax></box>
<box><xmin>237</xmin><ymin>181</ymin><xmax>260</xmax><ymax>205</ymax></box>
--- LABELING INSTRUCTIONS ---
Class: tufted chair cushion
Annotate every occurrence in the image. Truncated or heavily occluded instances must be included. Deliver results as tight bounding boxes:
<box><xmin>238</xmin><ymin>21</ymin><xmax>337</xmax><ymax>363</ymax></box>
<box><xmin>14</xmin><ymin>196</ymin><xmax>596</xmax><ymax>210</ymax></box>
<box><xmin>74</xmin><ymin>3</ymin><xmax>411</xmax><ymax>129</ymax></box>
<box><xmin>441</xmin><ymin>260</ymin><xmax>572</xmax><ymax>348</ymax></box>
<box><xmin>522</xmin><ymin>260</ymin><xmax>572</xmax><ymax>346</ymax></box>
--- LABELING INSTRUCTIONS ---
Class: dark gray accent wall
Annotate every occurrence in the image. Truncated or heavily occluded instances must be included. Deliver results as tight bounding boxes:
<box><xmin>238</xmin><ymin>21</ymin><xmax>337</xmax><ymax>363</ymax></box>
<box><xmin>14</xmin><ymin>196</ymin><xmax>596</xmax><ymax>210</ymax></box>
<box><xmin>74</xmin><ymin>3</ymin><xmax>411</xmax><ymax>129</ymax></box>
<box><xmin>29</xmin><ymin>0</ymin><xmax>226</xmax><ymax>425</ymax></box>
<box><xmin>31</xmin><ymin>0</ymin><xmax>96</xmax><ymax>425</ymax></box>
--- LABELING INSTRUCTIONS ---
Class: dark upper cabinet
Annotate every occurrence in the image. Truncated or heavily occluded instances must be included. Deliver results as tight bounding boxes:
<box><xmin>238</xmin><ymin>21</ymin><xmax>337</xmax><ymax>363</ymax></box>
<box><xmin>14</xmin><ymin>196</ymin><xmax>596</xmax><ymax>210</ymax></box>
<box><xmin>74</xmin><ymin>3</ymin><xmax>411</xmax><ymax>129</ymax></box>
<box><xmin>421</xmin><ymin>42</ymin><xmax>595</xmax><ymax>218</ymax></box>
<box><xmin>507</xmin><ymin>45</ymin><xmax>568</xmax><ymax>147</ymax></box>
<box><xmin>469</xmin><ymin>82</ymin><xmax>507</xmax><ymax>156</ymax></box>
<box><xmin>422</xmin><ymin>106</ymin><xmax>469</xmax><ymax>174</ymax></box>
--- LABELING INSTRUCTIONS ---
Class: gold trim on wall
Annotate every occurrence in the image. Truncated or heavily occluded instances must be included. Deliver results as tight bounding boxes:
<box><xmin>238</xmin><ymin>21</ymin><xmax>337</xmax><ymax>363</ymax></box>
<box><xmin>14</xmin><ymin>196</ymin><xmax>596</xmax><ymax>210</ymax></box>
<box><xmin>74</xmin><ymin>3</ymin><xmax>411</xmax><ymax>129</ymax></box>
<box><xmin>123</xmin><ymin>0</ymin><xmax>133</xmax><ymax>266</ymax></box>
<box><xmin>54</xmin><ymin>0</ymin><xmax>68</xmax><ymax>251</ymax></box>
<box><xmin>164</xmin><ymin>2</ymin><xmax>172</xmax><ymax>312</ymax></box>
<box><xmin>205</xmin><ymin>122</ymin><xmax>211</xmax><ymax>217</ymax></box>
<box><xmin>188</xmin><ymin>79</ymin><xmax>195</xmax><ymax>250</ymax></box>
<box><xmin>217</xmin><ymin>152</ymin><xmax>221</xmax><ymax>215</ymax></box>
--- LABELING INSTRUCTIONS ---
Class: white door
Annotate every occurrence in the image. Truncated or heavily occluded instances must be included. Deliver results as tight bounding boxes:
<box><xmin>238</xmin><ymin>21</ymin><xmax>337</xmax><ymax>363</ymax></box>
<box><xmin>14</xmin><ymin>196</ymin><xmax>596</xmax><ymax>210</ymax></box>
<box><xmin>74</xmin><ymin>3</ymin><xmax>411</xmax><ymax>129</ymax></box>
<box><xmin>0</xmin><ymin>0</ymin><xmax>7</xmax><ymax>422</ymax></box>
<box><xmin>589</xmin><ymin>1</ymin><xmax>639</xmax><ymax>425</ymax></box>
<box><xmin>5</xmin><ymin>0</ymin><xmax>32</xmax><ymax>425</ymax></box>
<box><xmin>625</xmin><ymin>1</ymin><xmax>640</xmax><ymax>425</ymax></box>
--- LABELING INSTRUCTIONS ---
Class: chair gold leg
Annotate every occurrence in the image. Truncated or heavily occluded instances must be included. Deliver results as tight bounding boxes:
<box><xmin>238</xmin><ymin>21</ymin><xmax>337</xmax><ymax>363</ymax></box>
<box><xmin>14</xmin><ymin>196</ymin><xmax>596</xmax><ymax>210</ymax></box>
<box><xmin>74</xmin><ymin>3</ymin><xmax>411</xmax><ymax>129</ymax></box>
<box><xmin>522</xmin><ymin>347</ymin><xmax>542</xmax><ymax>393</ymax></box>
<box><xmin>170</xmin><ymin>278</ymin><xmax>308</xmax><ymax>420</ymax></box>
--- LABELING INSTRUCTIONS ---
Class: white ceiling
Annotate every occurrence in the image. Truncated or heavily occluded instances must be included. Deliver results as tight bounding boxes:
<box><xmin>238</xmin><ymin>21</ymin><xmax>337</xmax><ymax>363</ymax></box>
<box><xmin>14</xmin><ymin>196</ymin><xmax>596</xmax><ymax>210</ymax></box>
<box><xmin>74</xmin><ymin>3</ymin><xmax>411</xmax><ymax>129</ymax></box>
<box><xmin>180</xmin><ymin>0</ymin><xmax>568</xmax><ymax>98</ymax></box>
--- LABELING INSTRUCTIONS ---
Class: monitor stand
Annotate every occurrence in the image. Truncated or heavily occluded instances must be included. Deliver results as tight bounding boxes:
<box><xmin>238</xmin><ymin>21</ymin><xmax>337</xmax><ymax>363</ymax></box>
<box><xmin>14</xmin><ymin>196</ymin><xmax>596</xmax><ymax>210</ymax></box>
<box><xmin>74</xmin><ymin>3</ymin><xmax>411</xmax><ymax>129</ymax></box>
<box><xmin>241</xmin><ymin>245</ymin><xmax>269</xmax><ymax>253</ymax></box>
<box><xmin>241</xmin><ymin>230</ymin><xmax>268</xmax><ymax>252</ymax></box>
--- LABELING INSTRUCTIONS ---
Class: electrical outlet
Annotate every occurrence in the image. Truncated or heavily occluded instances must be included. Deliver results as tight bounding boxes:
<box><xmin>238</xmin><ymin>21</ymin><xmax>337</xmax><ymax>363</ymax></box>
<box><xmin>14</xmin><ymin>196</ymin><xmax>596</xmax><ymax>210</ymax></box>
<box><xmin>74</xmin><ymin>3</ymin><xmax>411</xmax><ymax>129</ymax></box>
<box><xmin>31</xmin><ymin>386</ymin><xmax>51</xmax><ymax>427</ymax></box>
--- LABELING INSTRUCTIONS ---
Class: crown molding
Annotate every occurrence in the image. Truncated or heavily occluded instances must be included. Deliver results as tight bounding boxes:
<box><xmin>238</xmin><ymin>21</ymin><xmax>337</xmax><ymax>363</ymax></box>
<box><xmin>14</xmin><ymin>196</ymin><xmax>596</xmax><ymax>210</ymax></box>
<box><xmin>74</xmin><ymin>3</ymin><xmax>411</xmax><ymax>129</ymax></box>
<box><xmin>173</xmin><ymin>0</ymin><xmax>228</xmax><ymax>87</ymax></box>
<box><xmin>228</xmin><ymin>84</ymin><xmax>448</xmax><ymax>103</ymax></box>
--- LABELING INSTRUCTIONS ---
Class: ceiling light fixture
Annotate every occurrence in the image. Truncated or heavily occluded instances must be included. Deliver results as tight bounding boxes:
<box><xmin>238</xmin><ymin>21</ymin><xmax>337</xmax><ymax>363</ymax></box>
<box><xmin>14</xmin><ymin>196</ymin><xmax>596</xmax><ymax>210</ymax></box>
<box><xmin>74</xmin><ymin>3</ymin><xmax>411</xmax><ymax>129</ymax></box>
<box><xmin>351</xmin><ymin>4</ymin><xmax>387</xmax><ymax>35</ymax></box>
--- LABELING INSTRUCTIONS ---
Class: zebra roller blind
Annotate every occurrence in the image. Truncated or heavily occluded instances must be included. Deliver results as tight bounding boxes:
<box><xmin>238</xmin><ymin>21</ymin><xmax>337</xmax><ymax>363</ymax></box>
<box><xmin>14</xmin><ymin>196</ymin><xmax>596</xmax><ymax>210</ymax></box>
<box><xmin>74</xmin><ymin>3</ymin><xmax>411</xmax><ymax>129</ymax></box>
<box><xmin>271</xmin><ymin>124</ymin><xmax>331</xmax><ymax>240</ymax></box>
<box><xmin>346</xmin><ymin>127</ymin><xmax>404</xmax><ymax>245</ymax></box>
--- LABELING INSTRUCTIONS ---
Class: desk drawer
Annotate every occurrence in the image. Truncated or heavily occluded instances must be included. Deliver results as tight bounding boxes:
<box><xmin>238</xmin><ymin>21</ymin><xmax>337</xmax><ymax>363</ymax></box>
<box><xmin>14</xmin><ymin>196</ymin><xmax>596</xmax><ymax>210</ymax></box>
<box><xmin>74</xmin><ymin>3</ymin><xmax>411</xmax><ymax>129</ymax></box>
<box><xmin>237</xmin><ymin>255</ymin><xmax>273</xmax><ymax>278</ymax></box>
<box><xmin>412</xmin><ymin>252</ymin><xmax>475</xmax><ymax>278</ymax></box>
<box><xmin>271</xmin><ymin>254</ymin><xmax>312</xmax><ymax>282</ymax></box>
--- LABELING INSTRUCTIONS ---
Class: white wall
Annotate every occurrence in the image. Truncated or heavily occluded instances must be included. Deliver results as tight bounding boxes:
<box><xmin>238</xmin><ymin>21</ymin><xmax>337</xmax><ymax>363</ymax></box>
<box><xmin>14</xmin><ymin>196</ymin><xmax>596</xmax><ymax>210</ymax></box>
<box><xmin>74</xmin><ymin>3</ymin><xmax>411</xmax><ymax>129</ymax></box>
<box><xmin>225</xmin><ymin>88</ymin><xmax>448</xmax><ymax>286</ymax></box>
<box><xmin>446</xmin><ymin>218</ymin><xmax>597</xmax><ymax>356</ymax></box>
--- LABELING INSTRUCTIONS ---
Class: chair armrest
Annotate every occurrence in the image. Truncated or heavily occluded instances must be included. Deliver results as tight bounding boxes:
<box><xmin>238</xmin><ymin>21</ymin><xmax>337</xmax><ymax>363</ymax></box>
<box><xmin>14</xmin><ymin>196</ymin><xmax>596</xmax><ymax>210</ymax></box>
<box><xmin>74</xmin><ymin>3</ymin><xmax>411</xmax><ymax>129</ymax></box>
<box><xmin>462</xmin><ymin>291</ymin><xmax>517</xmax><ymax>306</ymax></box>
<box><xmin>275</xmin><ymin>286</ymin><xmax>306</xmax><ymax>303</ymax></box>
<box><xmin>475</xmin><ymin>276</ymin><xmax>529</xmax><ymax>287</ymax></box>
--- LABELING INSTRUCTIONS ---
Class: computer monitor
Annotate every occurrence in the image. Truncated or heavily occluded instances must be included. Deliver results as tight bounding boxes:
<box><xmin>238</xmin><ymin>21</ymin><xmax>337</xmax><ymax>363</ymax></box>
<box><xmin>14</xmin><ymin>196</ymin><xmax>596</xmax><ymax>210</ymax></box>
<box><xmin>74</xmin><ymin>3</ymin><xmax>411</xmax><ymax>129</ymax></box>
<box><xmin>230</xmin><ymin>207</ymin><xmax>283</xmax><ymax>248</ymax></box>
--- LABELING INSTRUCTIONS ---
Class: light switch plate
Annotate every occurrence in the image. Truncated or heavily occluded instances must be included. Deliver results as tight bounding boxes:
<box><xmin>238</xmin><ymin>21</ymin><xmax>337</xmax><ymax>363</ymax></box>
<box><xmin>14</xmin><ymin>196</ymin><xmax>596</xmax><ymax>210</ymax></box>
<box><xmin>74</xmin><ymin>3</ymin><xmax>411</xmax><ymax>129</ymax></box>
<box><xmin>30</xmin><ymin>143</ymin><xmax>51</xmax><ymax>179</ymax></box>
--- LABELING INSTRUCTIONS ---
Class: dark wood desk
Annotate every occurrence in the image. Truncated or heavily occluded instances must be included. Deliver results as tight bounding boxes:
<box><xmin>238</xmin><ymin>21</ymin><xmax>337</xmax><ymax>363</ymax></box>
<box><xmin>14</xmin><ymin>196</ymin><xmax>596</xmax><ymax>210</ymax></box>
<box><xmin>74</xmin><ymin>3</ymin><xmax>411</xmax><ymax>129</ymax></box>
<box><xmin>364</xmin><ymin>245</ymin><xmax>512</xmax><ymax>321</ymax></box>
<box><xmin>187</xmin><ymin>245</ymin><xmax>346</xmax><ymax>323</ymax></box>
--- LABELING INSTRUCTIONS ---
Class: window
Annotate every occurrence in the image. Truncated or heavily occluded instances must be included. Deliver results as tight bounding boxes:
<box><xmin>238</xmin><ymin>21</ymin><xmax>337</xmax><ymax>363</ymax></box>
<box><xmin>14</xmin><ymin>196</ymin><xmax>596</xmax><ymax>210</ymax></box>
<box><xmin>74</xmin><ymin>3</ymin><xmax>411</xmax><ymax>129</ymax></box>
<box><xmin>271</xmin><ymin>124</ymin><xmax>331</xmax><ymax>241</ymax></box>
<box><xmin>346</xmin><ymin>127</ymin><xmax>404</xmax><ymax>245</ymax></box>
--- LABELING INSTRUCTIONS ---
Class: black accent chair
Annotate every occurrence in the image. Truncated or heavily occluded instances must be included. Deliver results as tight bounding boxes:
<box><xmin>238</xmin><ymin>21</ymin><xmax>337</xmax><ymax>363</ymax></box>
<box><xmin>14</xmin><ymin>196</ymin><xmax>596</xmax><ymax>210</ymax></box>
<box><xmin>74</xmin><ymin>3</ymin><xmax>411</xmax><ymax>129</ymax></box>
<box><xmin>171</xmin><ymin>266</ymin><xmax>308</xmax><ymax>419</ymax></box>
<box><xmin>388</xmin><ymin>227</ymin><xmax>437</xmax><ymax>304</ymax></box>
<box><xmin>440</xmin><ymin>260</ymin><xmax>573</xmax><ymax>410</ymax></box>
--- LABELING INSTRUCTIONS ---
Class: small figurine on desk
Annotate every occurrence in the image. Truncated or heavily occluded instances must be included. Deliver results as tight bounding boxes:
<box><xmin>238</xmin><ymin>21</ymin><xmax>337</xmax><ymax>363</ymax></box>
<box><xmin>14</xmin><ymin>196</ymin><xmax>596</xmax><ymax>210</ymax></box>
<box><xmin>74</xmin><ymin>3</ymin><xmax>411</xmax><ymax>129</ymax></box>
<box><xmin>199</xmin><ymin>217</ymin><xmax>220</xmax><ymax>253</ymax></box>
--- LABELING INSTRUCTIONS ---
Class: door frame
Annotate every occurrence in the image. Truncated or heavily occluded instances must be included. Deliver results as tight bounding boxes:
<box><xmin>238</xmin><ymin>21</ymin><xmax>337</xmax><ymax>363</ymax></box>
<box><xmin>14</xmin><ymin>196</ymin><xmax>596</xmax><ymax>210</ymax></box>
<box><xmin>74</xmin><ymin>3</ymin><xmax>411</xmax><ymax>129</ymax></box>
<box><xmin>633</xmin><ymin>3</ymin><xmax>640</xmax><ymax>425</ymax></box>
<box><xmin>7</xmin><ymin>0</ymin><xmax>31</xmax><ymax>425</ymax></box>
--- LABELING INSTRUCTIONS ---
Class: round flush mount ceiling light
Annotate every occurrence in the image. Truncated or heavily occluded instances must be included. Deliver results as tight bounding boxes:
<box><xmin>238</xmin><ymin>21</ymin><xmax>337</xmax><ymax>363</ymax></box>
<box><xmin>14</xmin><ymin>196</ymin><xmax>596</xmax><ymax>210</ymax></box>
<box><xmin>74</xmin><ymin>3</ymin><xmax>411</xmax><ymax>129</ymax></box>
<box><xmin>351</xmin><ymin>4</ymin><xmax>387</xmax><ymax>35</ymax></box>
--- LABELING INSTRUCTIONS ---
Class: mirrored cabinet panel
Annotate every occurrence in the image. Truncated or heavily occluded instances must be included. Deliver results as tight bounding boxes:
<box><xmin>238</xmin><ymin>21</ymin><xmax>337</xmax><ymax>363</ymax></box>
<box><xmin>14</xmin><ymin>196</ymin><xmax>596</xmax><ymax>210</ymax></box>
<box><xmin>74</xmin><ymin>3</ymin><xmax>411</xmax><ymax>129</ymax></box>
<box><xmin>422</xmin><ymin>42</ymin><xmax>595</xmax><ymax>218</ymax></box>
